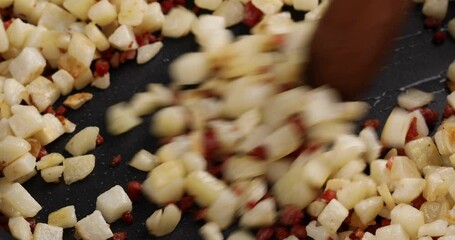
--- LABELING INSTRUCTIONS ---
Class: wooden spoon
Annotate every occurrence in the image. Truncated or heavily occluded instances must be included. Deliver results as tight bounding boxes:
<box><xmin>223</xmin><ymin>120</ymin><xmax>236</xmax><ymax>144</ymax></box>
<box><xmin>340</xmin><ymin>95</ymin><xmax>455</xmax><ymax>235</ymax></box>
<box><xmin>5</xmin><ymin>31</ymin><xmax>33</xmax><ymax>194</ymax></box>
<box><xmin>308</xmin><ymin>0</ymin><xmax>413</xmax><ymax>100</ymax></box>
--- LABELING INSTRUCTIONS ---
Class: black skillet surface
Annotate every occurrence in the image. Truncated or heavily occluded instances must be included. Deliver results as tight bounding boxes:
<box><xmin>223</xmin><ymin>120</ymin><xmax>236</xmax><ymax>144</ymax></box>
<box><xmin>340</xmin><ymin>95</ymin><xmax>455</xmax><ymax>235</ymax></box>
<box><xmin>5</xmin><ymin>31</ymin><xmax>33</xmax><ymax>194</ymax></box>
<box><xmin>20</xmin><ymin>3</ymin><xmax>455</xmax><ymax>240</ymax></box>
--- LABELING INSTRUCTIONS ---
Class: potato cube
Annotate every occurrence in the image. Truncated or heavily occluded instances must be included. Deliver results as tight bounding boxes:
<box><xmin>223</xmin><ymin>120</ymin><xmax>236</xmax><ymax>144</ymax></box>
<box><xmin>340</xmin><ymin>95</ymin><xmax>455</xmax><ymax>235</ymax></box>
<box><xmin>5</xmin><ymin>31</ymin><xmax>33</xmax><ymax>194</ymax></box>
<box><xmin>142</xmin><ymin>161</ymin><xmax>185</xmax><ymax>205</ymax></box>
<box><xmin>0</xmin><ymin>135</ymin><xmax>31</xmax><ymax>166</ymax></box>
<box><xmin>376</xmin><ymin>224</ymin><xmax>410</xmax><ymax>240</ymax></box>
<box><xmin>33</xmin><ymin>223</ymin><xmax>63</xmax><ymax>240</ymax></box>
<box><xmin>404</xmin><ymin>137</ymin><xmax>442</xmax><ymax>170</ymax></box>
<box><xmin>33</xmin><ymin>114</ymin><xmax>65</xmax><ymax>146</ymax></box>
<box><xmin>48</xmin><ymin>205</ymin><xmax>77</xmax><ymax>229</ymax></box>
<box><xmin>75</xmin><ymin>210</ymin><xmax>113</xmax><ymax>240</ymax></box>
<box><xmin>84</xmin><ymin>22</ymin><xmax>110</xmax><ymax>52</ymax></box>
<box><xmin>134</xmin><ymin>2</ymin><xmax>164</xmax><ymax>34</ymax></box>
<box><xmin>195</xmin><ymin>0</ymin><xmax>222</xmax><ymax>10</ymax></box>
<box><xmin>36</xmin><ymin>153</ymin><xmax>64</xmax><ymax>170</ymax></box>
<box><xmin>423</xmin><ymin>167</ymin><xmax>455</xmax><ymax>201</ymax></box>
<box><xmin>96</xmin><ymin>185</ymin><xmax>132</xmax><ymax>223</ymax></box>
<box><xmin>252</xmin><ymin>0</ymin><xmax>282</xmax><ymax>14</ymax></box>
<box><xmin>65</xmin><ymin>126</ymin><xmax>99</xmax><ymax>156</ymax></box>
<box><xmin>223</xmin><ymin>155</ymin><xmax>268</xmax><ymax>182</ymax></box>
<box><xmin>63</xmin><ymin>154</ymin><xmax>96</xmax><ymax>185</ymax></box>
<box><xmin>2</xmin><ymin>182</ymin><xmax>42</xmax><ymax>217</ymax></box>
<box><xmin>106</xmin><ymin>102</ymin><xmax>142</xmax><ymax>135</ymax></box>
<box><xmin>63</xmin><ymin>0</ymin><xmax>95</xmax><ymax>20</ymax></box>
<box><xmin>185</xmin><ymin>171</ymin><xmax>227</xmax><ymax>207</ymax></box>
<box><xmin>88</xmin><ymin>0</ymin><xmax>117</xmax><ymax>26</ymax></box>
<box><xmin>0</xmin><ymin>119</ymin><xmax>12</xmax><ymax>141</ymax></box>
<box><xmin>199</xmin><ymin>222</ymin><xmax>223</xmax><ymax>240</ymax></box>
<box><xmin>239</xmin><ymin>198</ymin><xmax>276</xmax><ymax>228</ymax></box>
<box><xmin>392</xmin><ymin>178</ymin><xmax>426</xmax><ymax>204</ymax></box>
<box><xmin>13</xmin><ymin>0</ymin><xmax>36</xmax><ymax>21</ymax></box>
<box><xmin>3</xmin><ymin>152</ymin><xmax>36</xmax><ymax>182</ymax></box>
<box><xmin>146</xmin><ymin>204</ymin><xmax>182</xmax><ymax>237</ymax></box>
<box><xmin>26</xmin><ymin>77</ymin><xmax>61</xmax><ymax>112</ymax></box>
<box><xmin>137</xmin><ymin>42</ymin><xmax>163</xmax><ymax>64</ymax></box>
<box><xmin>354</xmin><ymin>196</ymin><xmax>384</xmax><ymax>225</ymax></box>
<box><xmin>206</xmin><ymin>190</ymin><xmax>238</xmax><ymax>229</ymax></box>
<box><xmin>293</xmin><ymin>0</ymin><xmax>317</xmax><ymax>11</ymax></box>
<box><xmin>128</xmin><ymin>149</ymin><xmax>159</xmax><ymax>172</ymax></box>
<box><xmin>336</xmin><ymin>180</ymin><xmax>368</xmax><ymax>210</ymax></box>
<box><xmin>4</xmin><ymin>78</ymin><xmax>27</xmax><ymax>106</ymax></box>
<box><xmin>161</xmin><ymin>7</ymin><xmax>196</xmax><ymax>38</ymax></box>
<box><xmin>6</xmin><ymin>18</ymin><xmax>34</xmax><ymax>48</ymax></box>
<box><xmin>8</xmin><ymin>47</ymin><xmax>46</xmax><ymax>85</ymax></box>
<box><xmin>40</xmin><ymin>165</ymin><xmax>64</xmax><ymax>183</ymax></box>
<box><xmin>317</xmin><ymin>199</ymin><xmax>349</xmax><ymax>234</ymax></box>
<box><xmin>423</xmin><ymin>0</ymin><xmax>448</xmax><ymax>21</ymax></box>
<box><xmin>108</xmin><ymin>24</ymin><xmax>138</xmax><ymax>51</ymax></box>
<box><xmin>67</xmin><ymin>32</ymin><xmax>96</xmax><ymax>68</ymax></box>
<box><xmin>38</xmin><ymin>3</ymin><xmax>77</xmax><ymax>31</ymax></box>
<box><xmin>391</xmin><ymin>204</ymin><xmax>424</xmax><ymax>238</ymax></box>
<box><xmin>169</xmin><ymin>52</ymin><xmax>211</xmax><ymax>86</ymax></box>
<box><xmin>151</xmin><ymin>106</ymin><xmax>189</xmax><ymax>137</ymax></box>
<box><xmin>0</xmin><ymin>19</ymin><xmax>9</xmax><ymax>52</ymax></box>
<box><xmin>8</xmin><ymin>216</ymin><xmax>32</xmax><ymax>240</ymax></box>
<box><xmin>118</xmin><ymin>0</ymin><xmax>147</xmax><ymax>26</ymax></box>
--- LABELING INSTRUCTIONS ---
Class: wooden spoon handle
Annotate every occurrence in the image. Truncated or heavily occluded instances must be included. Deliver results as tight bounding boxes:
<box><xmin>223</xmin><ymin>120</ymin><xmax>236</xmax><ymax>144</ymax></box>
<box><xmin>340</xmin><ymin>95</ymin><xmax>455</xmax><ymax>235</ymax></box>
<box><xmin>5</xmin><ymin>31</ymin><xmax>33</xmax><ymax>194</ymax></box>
<box><xmin>308</xmin><ymin>0</ymin><xmax>413</xmax><ymax>99</ymax></box>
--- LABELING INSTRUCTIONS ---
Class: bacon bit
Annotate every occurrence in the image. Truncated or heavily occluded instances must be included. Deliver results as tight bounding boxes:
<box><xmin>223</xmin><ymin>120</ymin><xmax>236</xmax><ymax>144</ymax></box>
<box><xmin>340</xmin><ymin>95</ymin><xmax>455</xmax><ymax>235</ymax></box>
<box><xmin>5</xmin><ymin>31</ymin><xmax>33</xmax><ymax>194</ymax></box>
<box><xmin>177</xmin><ymin>195</ymin><xmax>195</xmax><ymax>212</ymax></box>
<box><xmin>119</xmin><ymin>50</ymin><xmax>137</xmax><ymax>64</ymax></box>
<box><xmin>111</xmin><ymin>154</ymin><xmax>122</xmax><ymax>167</ymax></box>
<box><xmin>113</xmin><ymin>232</ymin><xmax>127</xmax><ymax>240</ymax></box>
<box><xmin>397</xmin><ymin>148</ymin><xmax>406</xmax><ymax>156</ymax></box>
<box><xmin>256</xmin><ymin>226</ymin><xmax>274</xmax><ymax>240</ymax></box>
<box><xmin>274</xmin><ymin>226</ymin><xmax>290</xmax><ymax>240</ymax></box>
<box><xmin>96</xmin><ymin>134</ymin><xmax>104</xmax><ymax>146</ymax></box>
<box><xmin>27</xmin><ymin>218</ymin><xmax>36</xmax><ymax>233</ymax></box>
<box><xmin>44</xmin><ymin>105</ymin><xmax>56</xmax><ymax>115</ymax></box>
<box><xmin>127</xmin><ymin>181</ymin><xmax>142</xmax><ymax>202</ymax></box>
<box><xmin>243</xmin><ymin>1</ymin><xmax>263</xmax><ymax>28</ymax></box>
<box><xmin>3</xmin><ymin>19</ymin><xmax>13</xmax><ymax>30</ymax></box>
<box><xmin>319</xmin><ymin>189</ymin><xmax>337</xmax><ymax>203</ymax></box>
<box><xmin>175</xmin><ymin>0</ymin><xmax>186</xmax><ymax>6</ymax></box>
<box><xmin>349</xmin><ymin>228</ymin><xmax>365</xmax><ymax>240</ymax></box>
<box><xmin>405</xmin><ymin>117</ymin><xmax>419</xmax><ymax>142</ymax></box>
<box><xmin>290</xmin><ymin>225</ymin><xmax>307</xmax><ymax>239</ymax></box>
<box><xmin>411</xmin><ymin>194</ymin><xmax>426</xmax><ymax>209</ymax></box>
<box><xmin>203</xmin><ymin>128</ymin><xmax>220</xmax><ymax>161</ymax></box>
<box><xmin>110</xmin><ymin>52</ymin><xmax>120</xmax><ymax>68</ymax></box>
<box><xmin>55</xmin><ymin>105</ymin><xmax>68</xmax><ymax>116</ymax></box>
<box><xmin>160</xmin><ymin>0</ymin><xmax>175</xmax><ymax>14</ymax></box>
<box><xmin>193</xmin><ymin>208</ymin><xmax>207</xmax><ymax>221</ymax></box>
<box><xmin>37</xmin><ymin>147</ymin><xmax>48</xmax><ymax>160</ymax></box>
<box><xmin>248</xmin><ymin>145</ymin><xmax>268</xmax><ymax>160</ymax></box>
<box><xmin>192</xmin><ymin>6</ymin><xmax>201</xmax><ymax>14</ymax></box>
<box><xmin>424</xmin><ymin>17</ymin><xmax>442</xmax><ymax>29</ymax></box>
<box><xmin>207</xmin><ymin>163</ymin><xmax>223</xmax><ymax>178</ymax></box>
<box><xmin>246</xmin><ymin>201</ymin><xmax>259</xmax><ymax>210</ymax></box>
<box><xmin>420</xmin><ymin>107</ymin><xmax>439</xmax><ymax>127</ymax></box>
<box><xmin>101</xmin><ymin>47</ymin><xmax>116</xmax><ymax>60</ymax></box>
<box><xmin>380</xmin><ymin>218</ymin><xmax>391</xmax><ymax>228</ymax></box>
<box><xmin>280</xmin><ymin>205</ymin><xmax>304</xmax><ymax>226</ymax></box>
<box><xmin>386</xmin><ymin>157</ymin><xmax>394</xmax><ymax>170</ymax></box>
<box><xmin>121</xmin><ymin>211</ymin><xmax>133</xmax><ymax>225</ymax></box>
<box><xmin>94</xmin><ymin>59</ymin><xmax>110</xmax><ymax>77</ymax></box>
<box><xmin>288</xmin><ymin>115</ymin><xmax>305</xmax><ymax>134</ymax></box>
<box><xmin>363</xmin><ymin>118</ymin><xmax>381</xmax><ymax>130</ymax></box>
<box><xmin>433</xmin><ymin>30</ymin><xmax>446</xmax><ymax>45</ymax></box>
<box><xmin>444</xmin><ymin>103</ymin><xmax>455</xmax><ymax>119</ymax></box>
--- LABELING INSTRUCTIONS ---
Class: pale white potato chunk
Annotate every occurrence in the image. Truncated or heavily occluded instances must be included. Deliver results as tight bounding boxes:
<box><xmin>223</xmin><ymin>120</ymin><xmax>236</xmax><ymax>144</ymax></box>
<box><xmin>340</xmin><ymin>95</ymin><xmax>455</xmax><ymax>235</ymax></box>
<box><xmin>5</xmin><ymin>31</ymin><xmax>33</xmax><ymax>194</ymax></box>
<box><xmin>75</xmin><ymin>210</ymin><xmax>113</xmax><ymax>240</ymax></box>
<box><xmin>96</xmin><ymin>185</ymin><xmax>133</xmax><ymax>223</ymax></box>
<box><xmin>2</xmin><ymin>182</ymin><xmax>42</xmax><ymax>217</ymax></box>
<box><xmin>118</xmin><ymin>0</ymin><xmax>147</xmax><ymax>26</ymax></box>
<box><xmin>134</xmin><ymin>2</ymin><xmax>164</xmax><ymax>34</ymax></box>
<box><xmin>48</xmin><ymin>205</ymin><xmax>77</xmax><ymax>229</ymax></box>
<box><xmin>0</xmin><ymin>135</ymin><xmax>31</xmax><ymax>166</ymax></box>
<box><xmin>317</xmin><ymin>199</ymin><xmax>349</xmax><ymax>234</ymax></box>
<box><xmin>185</xmin><ymin>171</ymin><xmax>227</xmax><ymax>207</ymax></box>
<box><xmin>33</xmin><ymin>223</ymin><xmax>63</xmax><ymax>240</ymax></box>
<box><xmin>88</xmin><ymin>0</ymin><xmax>117</xmax><ymax>26</ymax></box>
<box><xmin>8</xmin><ymin>216</ymin><xmax>32</xmax><ymax>240</ymax></box>
<box><xmin>33</xmin><ymin>113</ymin><xmax>65</xmax><ymax>146</ymax></box>
<box><xmin>63</xmin><ymin>0</ymin><xmax>96</xmax><ymax>21</ymax></box>
<box><xmin>63</xmin><ymin>154</ymin><xmax>96</xmax><ymax>185</ymax></box>
<box><xmin>3</xmin><ymin>152</ymin><xmax>36</xmax><ymax>182</ymax></box>
<box><xmin>41</xmin><ymin>165</ymin><xmax>64</xmax><ymax>183</ymax></box>
<box><xmin>161</xmin><ymin>7</ymin><xmax>196</xmax><ymax>38</ymax></box>
<box><xmin>8</xmin><ymin>47</ymin><xmax>46</xmax><ymax>85</ymax></box>
<box><xmin>84</xmin><ymin>22</ymin><xmax>110</xmax><ymax>52</ymax></box>
<box><xmin>65</xmin><ymin>126</ymin><xmax>99</xmax><ymax>156</ymax></box>
<box><xmin>146</xmin><ymin>204</ymin><xmax>182</xmax><ymax>237</ymax></box>
<box><xmin>137</xmin><ymin>42</ymin><xmax>163</xmax><ymax>64</ymax></box>
<box><xmin>108</xmin><ymin>25</ymin><xmax>138</xmax><ymax>51</ymax></box>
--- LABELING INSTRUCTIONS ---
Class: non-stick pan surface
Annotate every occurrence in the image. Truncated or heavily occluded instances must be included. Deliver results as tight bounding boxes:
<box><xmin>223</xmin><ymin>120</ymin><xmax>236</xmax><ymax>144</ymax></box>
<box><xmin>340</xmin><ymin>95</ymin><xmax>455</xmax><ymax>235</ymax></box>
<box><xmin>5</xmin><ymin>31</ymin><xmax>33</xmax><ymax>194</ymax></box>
<box><xmin>21</xmin><ymin>3</ymin><xmax>455</xmax><ymax>240</ymax></box>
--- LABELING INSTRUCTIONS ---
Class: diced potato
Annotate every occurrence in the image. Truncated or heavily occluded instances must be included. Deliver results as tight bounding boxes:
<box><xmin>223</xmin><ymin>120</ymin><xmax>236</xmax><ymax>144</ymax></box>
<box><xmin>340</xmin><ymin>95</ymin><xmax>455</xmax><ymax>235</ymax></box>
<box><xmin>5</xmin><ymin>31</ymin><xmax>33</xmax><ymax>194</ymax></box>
<box><xmin>375</xmin><ymin>224</ymin><xmax>410</xmax><ymax>240</ymax></box>
<box><xmin>6</xmin><ymin>18</ymin><xmax>34</xmax><ymax>48</ymax></box>
<box><xmin>88</xmin><ymin>0</ymin><xmax>117</xmax><ymax>26</ymax></box>
<box><xmin>170</xmin><ymin>52</ymin><xmax>211</xmax><ymax>86</ymax></box>
<box><xmin>0</xmin><ymin>136</ymin><xmax>31</xmax><ymax>166</ymax></box>
<box><xmin>390</xmin><ymin>204</ymin><xmax>424</xmax><ymax>238</ymax></box>
<box><xmin>336</xmin><ymin>181</ymin><xmax>369</xmax><ymax>210</ymax></box>
<box><xmin>377</xmin><ymin>183</ymin><xmax>396</xmax><ymax>210</ymax></box>
<box><xmin>48</xmin><ymin>205</ymin><xmax>77</xmax><ymax>229</ymax></box>
<box><xmin>392</xmin><ymin>178</ymin><xmax>426</xmax><ymax>204</ymax></box>
<box><xmin>195</xmin><ymin>0</ymin><xmax>222</xmax><ymax>10</ymax></box>
<box><xmin>67</xmin><ymin>32</ymin><xmax>96</xmax><ymax>68</ymax></box>
<box><xmin>354</xmin><ymin>196</ymin><xmax>384</xmax><ymax>225</ymax></box>
<box><xmin>293</xmin><ymin>0</ymin><xmax>318</xmax><ymax>11</ymax></box>
<box><xmin>62</xmin><ymin>0</ymin><xmax>95</xmax><ymax>20</ymax></box>
<box><xmin>181</xmin><ymin>152</ymin><xmax>207</xmax><ymax>173</ymax></box>
<box><xmin>4</xmin><ymin>78</ymin><xmax>27</xmax><ymax>106</ymax></box>
<box><xmin>317</xmin><ymin>199</ymin><xmax>349</xmax><ymax>234</ymax></box>
<box><xmin>63</xmin><ymin>154</ymin><xmax>96</xmax><ymax>184</ymax></box>
<box><xmin>0</xmin><ymin>19</ymin><xmax>9</xmax><ymax>52</ymax></box>
<box><xmin>2</xmin><ymin>182</ymin><xmax>42</xmax><ymax>217</ymax></box>
<box><xmin>65</xmin><ymin>126</ymin><xmax>99</xmax><ymax>156</ymax></box>
<box><xmin>206</xmin><ymin>190</ymin><xmax>238</xmax><ymax>229</ymax></box>
<box><xmin>213</xmin><ymin>0</ymin><xmax>244</xmax><ymax>27</ymax></box>
<box><xmin>108</xmin><ymin>24</ymin><xmax>138</xmax><ymax>51</ymax></box>
<box><xmin>161</xmin><ymin>7</ymin><xmax>196</xmax><ymax>38</ymax></box>
<box><xmin>91</xmin><ymin>73</ymin><xmax>111</xmax><ymax>89</ymax></box>
<box><xmin>448</xmin><ymin>59</ymin><xmax>455</xmax><ymax>82</ymax></box>
<box><xmin>418</xmin><ymin>219</ymin><xmax>448</xmax><ymax>237</ymax></box>
<box><xmin>134</xmin><ymin>2</ymin><xmax>164</xmax><ymax>34</ymax></box>
<box><xmin>199</xmin><ymin>222</ymin><xmax>223</xmax><ymax>240</ymax></box>
<box><xmin>405</xmin><ymin>137</ymin><xmax>442</xmax><ymax>170</ymax></box>
<box><xmin>33</xmin><ymin>223</ymin><xmax>63</xmax><ymax>240</ymax></box>
<box><xmin>63</xmin><ymin>92</ymin><xmax>93</xmax><ymax>110</ymax></box>
<box><xmin>129</xmin><ymin>149</ymin><xmax>159</xmax><ymax>172</ymax></box>
<box><xmin>8</xmin><ymin>47</ymin><xmax>46</xmax><ymax>85</ymax></box>
<box><xmin>398</xmin><ymin>88</ymin><xmax>434</xmax><ymax>110</ymax></box>
<box><xmin>26</xmin><ymin>77</ymin><xmax>61</xmax><ymax>112</ymax></box>
<box><xmin>239</xmin><ymin>198</ymin><xmax>276</xmax><ymax>228</ymax></box>
<box><xmin>137</xmin><ymin>42</ymin><xmax>163</xmax><ymax>64</ymax></box>
<box><xmin>223</xmin><ymin>155</ymin><xmax>268</xmax><ymax>182</ymax></box>
<box><xmin>8</xmin><ymin>216</ymin><xmax>32</xmax><ymax>240</ymax></box>
<box><xmin>142</xmin><ymin>161</ymin><xmax>185</xmax><ymax>205</ymax></box>
<box><xmin>423</xmin><ymin>167</ymin><xmax>455</xmax><ymax>201</ymax></box>
<box><xmin>186</xmin><ymin>171</ymin><xmax>227</xmax><ymax>207</ymax></box>
<box><xmin>13</xmin><ymin>0</ymin><xmax>36</xmax><ymax>21</ymax></box>
<box><xmin>422</xmin><ymin>0</ymin><xmax>448</xmax><ymax>20</ymax></box>
<box><xmin>51</xmin><ymin>70</ymin><xmax>74</xmax><ymax>96</ymax></box>
<box><xmin>33</xmin><ymin>114</ymin><xmax>65</xmax><ymax>146</ymax></box>
<box><xmin>262</xmin><ymin>123</ymin><xmax>302</xmax><ymax>161</ymax></box>
<box><xmin>381</xmin><ymin>107</ymin><xmax>413</xmax><ymax>148</ymax></box>
<box><xmin>8</xmin><ymin>105</ymin><xmax>44</xmax><ymax>138</ymax></box>
<box><xmin>151</xmin><ymin>106</ymin><xmax>189</xmax><ymax>137</ymax></box>
<box><xmin>252</xmin><ymin>0</ymin><xmax>283</xmax><ymax>14</ymax></box>
<box><xmin>75</xmin><ymin>210</ymin><xmax>113</xmax><ymax>240</ymax></box>
<box><xmin>333</xmin><ymin>159</ymin><xmax>366</xmax><ymax>180</ymax></box>
<box><xmin>84</xmin><ymin>22</ymin><xmax>110</xmax><ymax>52</ymax></box>
<box><xmin>96</xmin><ymin>185</ymin><xmax>132</xmax><ymax>223</ymax></box>
<box><xmin>118</xmin><ymin>0</ymin><xmax>147</xmax><ymax>26</ymax></box>
<box><xmin>106</xmin><ymin>102</ymin><xmax>142</xmax><ymax>135</ymax></box>
<box><xmin>38</xmin><ymin>3</ymin><xmax>77</xmax><ymax>31</ymax></box>
<box><xmin>3</xmin><ymin>152</ymin><xmax>36</xmax><ymax>182</ymax></box>
<box><xmin>41</xmin><ymin>166</ymin><xmax>64</xmax><ymax>183</ymax></box>
<box><xmin>146</xmin><ymin>204</ymin><xmax>182</xmax><ymax>237</ymax></box>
